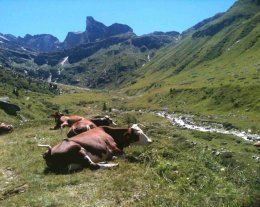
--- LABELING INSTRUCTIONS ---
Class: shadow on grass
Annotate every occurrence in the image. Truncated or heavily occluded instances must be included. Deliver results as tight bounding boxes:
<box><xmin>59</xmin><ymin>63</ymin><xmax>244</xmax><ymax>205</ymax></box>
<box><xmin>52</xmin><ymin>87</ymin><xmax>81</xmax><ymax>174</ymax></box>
<box><xmin>43</xmin><ymin>166</ymin><xmax>84</xmax><ymax>175</ymax></box>
<box><xmin>42</xmin><ymin>155</ymin><xmax>140</xmax><ymax>175</ymax></box>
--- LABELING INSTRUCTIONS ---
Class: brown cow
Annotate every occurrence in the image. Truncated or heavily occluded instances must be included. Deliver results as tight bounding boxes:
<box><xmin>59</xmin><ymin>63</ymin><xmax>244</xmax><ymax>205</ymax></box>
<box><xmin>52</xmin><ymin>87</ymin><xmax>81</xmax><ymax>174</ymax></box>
<box><xmin>50</xmin><ymin>112</ymin><xmax>84</xmax><ymax>130</ymax></box>
<box><xmin>39</xmin><ymin>124</ymin><xmax>152</xmax><ymax>171</ymax></box>
<box><xmin>67</xmin><ymin>116</ymin><xmax>117</xmax><ymax>138</ymax></box>
<box><xmin>0</xmin><ymin>123</ymin><xmax>13</xmax><ymax>135</ymax></box>
<box><xmin>67</xmin><ymin>119</ymin><xmax>97</xmax><ymax>138</ymax></box>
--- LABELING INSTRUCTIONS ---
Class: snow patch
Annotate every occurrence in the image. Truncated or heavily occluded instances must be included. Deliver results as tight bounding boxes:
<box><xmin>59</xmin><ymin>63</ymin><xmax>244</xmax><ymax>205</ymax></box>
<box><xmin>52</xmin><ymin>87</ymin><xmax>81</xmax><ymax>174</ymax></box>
<box><xmin>235</xmin><ymin>40</ymin><xmax>240</xmax><ymax>44</ymax></box>
<box><xmin>0</xmin><ymin>35</ymin><xmax>9</xmax><ymax>41</ymax></box>
<box><xmin>47</xmin><ymin>73</ymin><xmax>52</xmax><ymax>83</ymax></box>
<box><xmin>60</xmin><ymin>56</ymin><xmax>69</xmax><ymax>66</ymax></box>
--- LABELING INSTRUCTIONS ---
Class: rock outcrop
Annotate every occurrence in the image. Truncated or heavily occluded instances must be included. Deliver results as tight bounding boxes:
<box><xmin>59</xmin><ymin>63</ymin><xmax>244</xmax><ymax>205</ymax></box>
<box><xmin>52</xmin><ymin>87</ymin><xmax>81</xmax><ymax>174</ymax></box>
<box><xmin>63</xmin><ymin>16</ymin><xmax>134</xmax><ymax>49</ymax></box>
<box><xmin>0</xmin><ymin>97</ymin><xmax>20</xmax><ymax>115</ymax></box>
<box><xmin>62</xmin><ymin>32</ymin><xmax>85</xmax><ymax>49</ymax></box>
<box><xmin>16</xmin><ymin>34</ymin><xmax>60</xmax><ymax>52</ymax></box>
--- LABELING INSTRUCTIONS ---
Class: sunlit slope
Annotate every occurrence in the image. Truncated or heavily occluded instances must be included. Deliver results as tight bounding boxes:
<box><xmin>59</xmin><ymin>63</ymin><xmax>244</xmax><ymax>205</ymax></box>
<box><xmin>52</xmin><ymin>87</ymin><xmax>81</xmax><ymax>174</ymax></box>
<box><xmin>126</xmin><ymin>0</ymin><xmax>260</xmax><ymax>93</ymax></box>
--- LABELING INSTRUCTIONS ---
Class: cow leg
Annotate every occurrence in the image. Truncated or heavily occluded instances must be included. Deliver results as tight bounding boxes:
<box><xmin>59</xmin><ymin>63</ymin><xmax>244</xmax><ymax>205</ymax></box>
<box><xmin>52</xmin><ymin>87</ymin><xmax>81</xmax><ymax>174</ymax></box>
<box><xmin>61</xmin><ymin>122</ymin><xmax>68</xmax><ymax>128</ymax></box>
<box><xmin>84</xmin><ymin>154</ymin><xmax>118</xmax><ymax>169</ymax></box>
<box><xmin>79</xmin><ymin>148</ymin><xmax>118</xmax><ymax>170</ymax></box>
<box><xmin>97</xmin><ymin>163</ymin><xmax>118</xmax><ymax>169</ymax></box>
<box><xmin>105</xmin><ymin>140</ymin><xmax>124</xmax><ymax>156</ymax></box>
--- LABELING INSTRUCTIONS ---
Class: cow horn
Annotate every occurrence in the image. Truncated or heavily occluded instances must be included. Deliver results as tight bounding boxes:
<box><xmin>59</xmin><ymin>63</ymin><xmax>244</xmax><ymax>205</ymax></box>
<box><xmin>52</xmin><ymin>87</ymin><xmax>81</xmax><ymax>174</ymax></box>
<box><xmin>38</xmin><ymin>144</ymin><xmax>51</xmax><ymax>149</ymax></box>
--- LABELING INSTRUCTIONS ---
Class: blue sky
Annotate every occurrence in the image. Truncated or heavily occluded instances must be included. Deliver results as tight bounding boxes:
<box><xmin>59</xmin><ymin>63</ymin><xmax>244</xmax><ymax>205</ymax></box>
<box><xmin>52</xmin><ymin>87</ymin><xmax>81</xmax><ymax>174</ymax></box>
<box><xmin>0</xmin><ymin>0</ymin><xmax>236</xmax><ymax>41</ymax></box>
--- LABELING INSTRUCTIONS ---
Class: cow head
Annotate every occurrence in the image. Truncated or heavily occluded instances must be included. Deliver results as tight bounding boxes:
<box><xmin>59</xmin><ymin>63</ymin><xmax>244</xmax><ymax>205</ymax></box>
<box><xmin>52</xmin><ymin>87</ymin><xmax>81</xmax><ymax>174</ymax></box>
<box><xmin>104</xmin><ymin>116</ymin><xmax>117</xmax><ymax>126</ymax></box>
<box><xmin>50</xmin><ymin>112</ymin><xmax>64</xmax><ymax>119</ymax></box>
<box><xmin>0</xmin><ymin>123</ymin><xmax>14</xmax><ymax>134</ymax></box>
<box><xmin>49</xmin><ymin>112</ymin><xmax>65</xmax><ymax>130</ymax></box>
<box><xmin>6</xmin><ymin>124</ymin><xmax>13</xmax><ymax>132</ymax></box>
<box><xmin>130</xmin><ymin>124</ymin><xmax>152</xmax><ymax>145</ymax></box>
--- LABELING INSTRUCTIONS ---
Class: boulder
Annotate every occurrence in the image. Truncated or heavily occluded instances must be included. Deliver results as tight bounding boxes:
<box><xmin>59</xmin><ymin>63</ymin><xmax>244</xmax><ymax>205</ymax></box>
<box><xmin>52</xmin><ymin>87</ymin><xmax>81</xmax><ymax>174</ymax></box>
<box><xmin>253</xmin><ymin>141</ymin><xmax>260</xmax><ymax>147</ymax></box>
<box><xmin>0</xmin><ymin>97</ymin><xmax>20</xmax><ymax>115</ymax></box>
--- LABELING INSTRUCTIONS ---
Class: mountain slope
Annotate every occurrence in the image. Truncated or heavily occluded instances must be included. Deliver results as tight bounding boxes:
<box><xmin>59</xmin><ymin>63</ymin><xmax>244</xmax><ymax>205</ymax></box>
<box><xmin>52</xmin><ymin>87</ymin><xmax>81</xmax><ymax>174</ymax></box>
<box><xmin>33</xmin><ymin>32</ymin><xmax>179</xmax><ymax>87</ymax></box>
<box><xmin>123</xmin><ymin>0</ymin><xmax>260</xmax><ymax>130</ymax></box>
<box><xmin>0</xmin><ymin>17</ymin><xmax>180</xmax><ymax>88</ymax></box>
<box><xmin>127</xmin><ymin>0</ymin><xmax>260</xmax><ymax>91</ymax></box>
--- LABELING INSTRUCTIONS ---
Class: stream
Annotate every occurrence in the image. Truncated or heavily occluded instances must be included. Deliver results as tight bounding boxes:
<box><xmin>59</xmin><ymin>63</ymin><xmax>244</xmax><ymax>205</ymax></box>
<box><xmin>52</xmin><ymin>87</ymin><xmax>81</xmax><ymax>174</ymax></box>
<box><xmin>156</xmin><ymin>111</ymin><xmax>260</xmax><ymax>141</ymax></box>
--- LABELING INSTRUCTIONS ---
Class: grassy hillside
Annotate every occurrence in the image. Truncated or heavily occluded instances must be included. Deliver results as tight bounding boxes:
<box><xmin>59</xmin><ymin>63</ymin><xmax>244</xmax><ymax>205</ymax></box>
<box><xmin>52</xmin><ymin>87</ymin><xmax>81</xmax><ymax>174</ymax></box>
<box><xmin>10</xmin><ymin>33</ymin><xmax>178</xmax><ymax>89</ymax></box>
<box><xmin>55</xmin><ymin>43</ymin><xmax>151</xmax><ymax>88</ymax></box>
<box><xmin>123</xmin><ymin>0</ymin><xmax>260</xmax><ymax>131</ymax></box>
<box><xmin>127</xmin><ymin>0</ymin><xmax>260</xmax><ymax>90</ymax></box>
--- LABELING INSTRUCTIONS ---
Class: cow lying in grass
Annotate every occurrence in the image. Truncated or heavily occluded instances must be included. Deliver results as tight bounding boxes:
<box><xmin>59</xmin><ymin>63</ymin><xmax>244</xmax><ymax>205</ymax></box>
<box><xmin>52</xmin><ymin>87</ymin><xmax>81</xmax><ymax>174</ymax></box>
<box><xmin>0</xmin><ymin>123</ymin><xmax>13</xmax><ymax>135</ymax></box>
<box><xmin>39</xmin><ymin>124</ymin><xmax>152</xmax><ymax>172</ymax></box>
<box><xmin>50</xmin><ymin>112</ymin><xmax>83</xmax><ymax>130</ymax></box>
<box><xmin>50</xmin><ymin>112</ymin><xmax>116</xmax><ymax>137</ymax></box>
<box><xmin>67</xmin><ymin>116</ymin><xmax>117</xmax><ymax>138</ymax></box>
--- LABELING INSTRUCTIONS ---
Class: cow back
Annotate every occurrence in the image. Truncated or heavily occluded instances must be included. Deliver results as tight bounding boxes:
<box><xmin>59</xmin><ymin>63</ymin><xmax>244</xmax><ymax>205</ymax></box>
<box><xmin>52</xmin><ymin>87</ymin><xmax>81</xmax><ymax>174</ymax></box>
<box><xmin>69</xmin><ymin>128</ymin><xmax>115</xmax><ymax>155</ymax></box>
<box><xmin>67</xmin><ymin>119</ymin><xmax>97</xmax><ymax>137</ymax></box>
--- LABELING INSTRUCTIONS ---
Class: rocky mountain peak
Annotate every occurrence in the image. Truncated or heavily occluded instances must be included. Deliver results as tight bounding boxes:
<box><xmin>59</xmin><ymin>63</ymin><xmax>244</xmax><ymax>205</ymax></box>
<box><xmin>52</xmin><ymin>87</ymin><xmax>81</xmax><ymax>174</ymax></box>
<box><xmin>16</xmin><ymin>34</ymin><xmax>60</xmax><ymax>52</ymax></box>
<box><xmin>86</xmin><ymin>16</ymin><xmax>107</xmax><ymax>33</ymax></box>
<box><xmin>107</xmin><ymin>23</ymin><xmax>133</xmax><ymax>37</ymax></box>
<box><xmin>63</xmin><ymin>16</ymin><xmax>134</xmax><ymax>49</ymax></box>
<box><xmin>85</xmin><ymin>16</ymin><xmax>107</xmax><ymax>42</ymax></box>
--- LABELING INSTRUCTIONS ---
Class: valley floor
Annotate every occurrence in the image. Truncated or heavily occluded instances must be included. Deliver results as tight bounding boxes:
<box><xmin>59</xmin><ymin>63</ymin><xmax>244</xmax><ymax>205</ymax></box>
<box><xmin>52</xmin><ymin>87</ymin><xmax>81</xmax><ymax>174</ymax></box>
<box><xmin>0</xmin><ymin>87</ymin><xmax>259</xmax><ymax>206</ymax></box>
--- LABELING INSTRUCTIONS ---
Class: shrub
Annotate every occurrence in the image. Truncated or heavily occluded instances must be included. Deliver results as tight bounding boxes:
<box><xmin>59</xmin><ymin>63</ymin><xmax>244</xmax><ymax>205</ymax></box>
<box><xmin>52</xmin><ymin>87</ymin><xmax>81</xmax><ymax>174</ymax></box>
<box><xmin>102</xmin><ymin>102</ymin><xmax>107</xmax><ymax>111</ymax></box>
<box><xmin>122</xmin><ymin>113</ymin><xmax>138</xmax><ymax>126</ymax></box>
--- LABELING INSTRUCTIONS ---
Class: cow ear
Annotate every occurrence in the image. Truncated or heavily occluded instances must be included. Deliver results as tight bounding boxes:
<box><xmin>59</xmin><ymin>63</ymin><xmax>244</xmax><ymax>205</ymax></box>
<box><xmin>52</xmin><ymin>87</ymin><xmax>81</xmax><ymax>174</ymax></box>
<box><xmin>130</xmin><ymin>129</ymin><xmax>140</xmax><ymax>141</ymax></box>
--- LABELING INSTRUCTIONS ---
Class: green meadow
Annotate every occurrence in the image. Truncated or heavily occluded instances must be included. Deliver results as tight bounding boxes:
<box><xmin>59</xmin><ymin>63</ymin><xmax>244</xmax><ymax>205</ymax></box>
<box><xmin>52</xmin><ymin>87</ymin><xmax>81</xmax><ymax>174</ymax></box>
<box><xmin>0</xmin><ymin>85</ymin><xmax>259</xmax><ymax>207</ymax></box>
